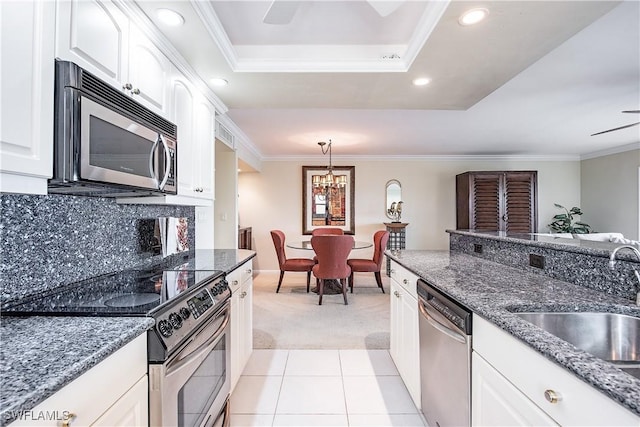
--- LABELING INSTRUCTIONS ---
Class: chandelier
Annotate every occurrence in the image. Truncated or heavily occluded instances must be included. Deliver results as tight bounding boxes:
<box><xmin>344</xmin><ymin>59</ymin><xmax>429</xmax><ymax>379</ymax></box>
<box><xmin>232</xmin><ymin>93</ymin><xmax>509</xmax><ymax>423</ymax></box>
<box><xmin>313</xmin><ymin>139</ymin><xmax>347</xmax><ymax>188</ymax></box>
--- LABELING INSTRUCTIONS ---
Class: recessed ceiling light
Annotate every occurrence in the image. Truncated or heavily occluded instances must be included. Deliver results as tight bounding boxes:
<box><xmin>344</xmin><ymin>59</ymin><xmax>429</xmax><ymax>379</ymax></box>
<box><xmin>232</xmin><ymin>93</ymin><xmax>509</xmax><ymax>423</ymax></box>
<box><xmin>210</xmin><ymin>78</ymin><xmax>228</xmax><ymax>87</ymax></box>
<box><xmin>157</xmin><ymin>9</ymin><xmax>184</xmax><ymax>26</ymax></box>
<box><xmin>412</xmin><ymin>77</ymin><xmax>431</xmax><ymax>87</ymax></box>
<box><xmin>458</xmin><ymin>8</ymin><xmax>489</xmax><ymax>26</ymax></box>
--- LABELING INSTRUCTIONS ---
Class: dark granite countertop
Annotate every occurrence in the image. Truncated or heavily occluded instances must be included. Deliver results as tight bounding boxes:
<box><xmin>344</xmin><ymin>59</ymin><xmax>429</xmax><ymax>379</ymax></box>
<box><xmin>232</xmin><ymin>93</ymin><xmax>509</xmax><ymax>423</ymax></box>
<box><xmin>448</xmin><ymin>229</ymin><xmax>640</xmax><ymax>263</ymax></box>
<box><xmin>385</xmin><ymin>249</ymin><xmax>640</xmax><ymax>417</ymax></box>
<box><xmin>0</xmin><ymin>316</ymin><xmax>154</xmax><ymax>426</ymax></box>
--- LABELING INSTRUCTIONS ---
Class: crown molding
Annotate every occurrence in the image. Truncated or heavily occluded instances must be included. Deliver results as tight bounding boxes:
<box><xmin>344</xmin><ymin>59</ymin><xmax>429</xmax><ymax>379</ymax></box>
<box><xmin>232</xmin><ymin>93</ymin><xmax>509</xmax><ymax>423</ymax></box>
<box><xmin>262</xmin><ymin>154</ymin><xmax>582</xmax><ymax>162</ymax></box>
<box><xmin>402</xmin><ymin>0</ymin><xmax>451</xmax><ymax>69</ymax></box>
<box><xmin>191</xmin><ymin>0</ymin><xmax>448</xmax><ymax>73</ymax></box>
<box><xmin>580</xmin><ymin>142</ymin><xmax>640</xmax><ymax>160</ymax></box>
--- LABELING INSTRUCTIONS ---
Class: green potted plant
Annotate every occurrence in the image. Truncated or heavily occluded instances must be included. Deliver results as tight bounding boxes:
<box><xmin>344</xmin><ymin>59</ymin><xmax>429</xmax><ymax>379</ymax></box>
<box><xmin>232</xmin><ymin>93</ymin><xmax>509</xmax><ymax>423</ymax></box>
<box><xmin>548</xmin><ymin>204</ymin><xmax>591</xmax><ymax>234</ymax></box>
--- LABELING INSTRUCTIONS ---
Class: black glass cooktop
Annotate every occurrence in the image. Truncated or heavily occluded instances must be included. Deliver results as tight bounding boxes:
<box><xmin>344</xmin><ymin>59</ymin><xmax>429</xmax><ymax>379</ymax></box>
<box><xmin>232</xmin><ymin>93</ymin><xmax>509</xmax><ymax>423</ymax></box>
<box><xmin>3</xmin><ymin>259</ymin><xmax>225</xmax><ymax>317</ymax></box>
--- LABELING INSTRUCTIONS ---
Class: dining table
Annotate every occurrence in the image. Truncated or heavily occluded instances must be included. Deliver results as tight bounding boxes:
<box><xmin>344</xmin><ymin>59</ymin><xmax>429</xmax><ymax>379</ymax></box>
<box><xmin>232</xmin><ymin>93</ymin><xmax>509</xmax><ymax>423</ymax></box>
<box><xmin>286</xmin><ymin>240</ymin><xmax>373</xmax><ymax>295</ymax></box>
<box><xmin>286</xmin><ymin>240</ymin><xmax>373</xmax><ymax>250</ymax></box>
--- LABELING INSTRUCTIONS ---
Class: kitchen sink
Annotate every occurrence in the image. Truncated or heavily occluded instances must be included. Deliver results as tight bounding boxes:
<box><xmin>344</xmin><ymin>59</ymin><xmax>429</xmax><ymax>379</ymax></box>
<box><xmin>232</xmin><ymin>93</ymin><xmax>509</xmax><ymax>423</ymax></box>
<box><xmin>514</xmin><ymin>312</ymin><xmax>640</xmax><ymax>379</ymax></box>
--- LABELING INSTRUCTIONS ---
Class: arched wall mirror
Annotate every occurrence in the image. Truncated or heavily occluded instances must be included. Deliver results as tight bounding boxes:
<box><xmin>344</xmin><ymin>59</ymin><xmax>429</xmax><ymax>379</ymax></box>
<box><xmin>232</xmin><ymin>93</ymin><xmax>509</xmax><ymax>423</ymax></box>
<box><xmin>385</xmin><ymin>180</ymin><xmax>402</xmax><ymax>221</ymax></box>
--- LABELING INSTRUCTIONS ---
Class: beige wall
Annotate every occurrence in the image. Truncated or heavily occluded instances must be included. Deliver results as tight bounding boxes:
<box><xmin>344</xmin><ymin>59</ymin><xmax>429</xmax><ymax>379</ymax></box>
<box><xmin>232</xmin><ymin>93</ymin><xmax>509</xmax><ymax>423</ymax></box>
<box><xmin>581</xmin><ymin>149</ymin><xmax>640</xmax><ymax>240</ymax></box>
<box><xmin>239</xmin><ymin>158</ymin><xmax>581</xmax><ymax>271</ymax></box>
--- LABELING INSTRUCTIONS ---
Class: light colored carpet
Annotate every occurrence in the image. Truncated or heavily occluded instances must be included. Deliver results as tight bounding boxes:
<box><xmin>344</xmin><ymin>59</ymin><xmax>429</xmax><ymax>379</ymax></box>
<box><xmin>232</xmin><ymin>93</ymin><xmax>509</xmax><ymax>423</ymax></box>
<box><xmin>252</xmin><ymin>271</ymin><xmax>390</xmax><ymax>349</ymax></box>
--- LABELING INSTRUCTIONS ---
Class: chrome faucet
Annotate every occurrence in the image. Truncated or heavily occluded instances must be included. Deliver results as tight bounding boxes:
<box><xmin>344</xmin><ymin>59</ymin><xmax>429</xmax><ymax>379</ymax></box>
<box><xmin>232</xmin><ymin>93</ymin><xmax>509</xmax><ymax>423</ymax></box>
<box><xmin>609</xmin><ymin>245</ymin><xmax>640</xmax><ymax>305</ymax></box>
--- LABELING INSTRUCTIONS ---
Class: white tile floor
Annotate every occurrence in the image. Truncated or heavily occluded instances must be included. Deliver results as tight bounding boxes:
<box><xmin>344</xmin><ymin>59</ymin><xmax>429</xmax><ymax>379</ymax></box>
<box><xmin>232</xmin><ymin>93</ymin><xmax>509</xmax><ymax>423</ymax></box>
<box><xmin>230</xmin><ymin>349</ymin><xmax>426</xmax><ymax>427</ymax></box>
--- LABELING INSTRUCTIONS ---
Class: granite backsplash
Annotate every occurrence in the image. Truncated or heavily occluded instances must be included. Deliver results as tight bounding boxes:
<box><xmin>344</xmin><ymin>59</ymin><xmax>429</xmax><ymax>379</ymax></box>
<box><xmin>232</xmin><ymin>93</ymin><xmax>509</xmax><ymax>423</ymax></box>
<box><xmin>448</xmin><ymin>230</ymin><xmax>638</xmax><ymax>301</ymax></box>
<box><xmin>0</xmin><ymin>194</ymin><xmax>194</xmax><ymax>305</ymax></box>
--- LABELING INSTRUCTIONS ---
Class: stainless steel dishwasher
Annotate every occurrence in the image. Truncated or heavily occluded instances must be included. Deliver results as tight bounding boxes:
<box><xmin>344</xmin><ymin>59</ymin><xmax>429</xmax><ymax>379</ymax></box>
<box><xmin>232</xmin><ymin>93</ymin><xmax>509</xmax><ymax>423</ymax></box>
<box><xmin>418</xmin><ymin>279</ymin><xmax>472</xmax><ymax>427</ymax></box>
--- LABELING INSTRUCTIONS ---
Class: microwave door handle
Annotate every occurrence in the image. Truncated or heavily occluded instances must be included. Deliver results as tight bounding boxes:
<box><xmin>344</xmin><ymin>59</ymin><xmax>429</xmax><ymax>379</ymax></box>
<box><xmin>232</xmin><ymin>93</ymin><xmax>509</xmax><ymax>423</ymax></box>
<box><xmin>158</xmin><ymin>135</ymin><xmax>170</xmax><ymax>190</ymax></box>
<box><xmin>148</xmin><ymin>137</ymin><xmax>160</xmax><ymax>186</ymax></box>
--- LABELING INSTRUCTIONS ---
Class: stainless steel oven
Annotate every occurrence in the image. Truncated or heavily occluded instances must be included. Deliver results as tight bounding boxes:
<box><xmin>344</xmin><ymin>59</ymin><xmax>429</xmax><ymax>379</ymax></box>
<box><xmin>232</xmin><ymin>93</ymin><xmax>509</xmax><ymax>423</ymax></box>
<box><xmin>149</xmin><ymin>301</ymin><xmax>231</xmax><ymax>427</ymax></box>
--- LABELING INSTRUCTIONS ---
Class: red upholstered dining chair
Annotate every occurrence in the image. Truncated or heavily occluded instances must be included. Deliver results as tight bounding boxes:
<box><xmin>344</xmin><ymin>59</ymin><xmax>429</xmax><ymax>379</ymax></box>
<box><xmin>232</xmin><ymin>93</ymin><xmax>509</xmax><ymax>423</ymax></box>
<box><xmin>310</xmin><ymin>228</ymin><xmax>344</xmax><ymax>263</ymax></box>
<box><xmin>347</xmin><ymin>230</ymin><xmax>390</xmax><ymax>293</ymax></box>
<box><xmin>270</xmin><ymin>230</ymin><xmax>315</xmax><ymax>293</ymax></box>
<box><xmin>311</xmin><ymin>228</ymin><xmax>344</xmax><ymax>236</ymax></box>
<box><xmin>311</xmin><ymin>235</ymin><xmax>354</xmax><ymax>305</ymax></box>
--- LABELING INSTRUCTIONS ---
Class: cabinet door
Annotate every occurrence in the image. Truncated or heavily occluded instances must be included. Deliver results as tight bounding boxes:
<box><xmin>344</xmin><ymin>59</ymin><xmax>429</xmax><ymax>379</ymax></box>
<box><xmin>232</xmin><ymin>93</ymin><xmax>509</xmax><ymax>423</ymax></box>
<box><xmin>240</xmin><ymin>277</ymin><xmax>253</xmax><ymax>369</ymax></box>
<box><xmin>228</xmin><ymin>269</ymin><xmax>242</xmax><ymax>390</ymax></box>
<box><xmin>55</xmin><ymin>0</ymin><xmax>129</xmax><ymax>89</ymax></box>
<box><xmin>171</xmin><ymin>75</ymin><xmax>196</xmax><ymax>197</ymax></box>
<box><xmin>128</xmin><ymin>25</ymin><xmax>170</xmax><ymax>116</ymax></box>
<box><xmin>193</xmin><ymin>97</ymin><xmax>216</xmax><ymax>199</ymax></box>
<box><xmin>92</xmin><ymin>376</ymin><xmax>149</xmax><ymax>427</ymax></box>
<box><xmin>504</xmin><ymin>172</ymin><xmax>537</xmax><ymax>233</ymax></box>
<box><xmin>471</xmin><ymin>173</ymin><xmax>502</xmax><ymax>231</ymax></box>
<box><xmin>399</xmin><ymin>290</ymin><xmax>420</xmax><ymax>408</ymax></box>
<box><xmin>472</xmin><ymin>352</ymin><xmax>558</xmax><ymax>427</ymax></box>
<box><xmin>389</xmin><ymin>280</ymin><xmax>402</xmax><ymax>366</ymax></box>
<box><xmin>0</xmin><ymin>0</ymin><xmax>54</xmax><ymax>194</ymax></box>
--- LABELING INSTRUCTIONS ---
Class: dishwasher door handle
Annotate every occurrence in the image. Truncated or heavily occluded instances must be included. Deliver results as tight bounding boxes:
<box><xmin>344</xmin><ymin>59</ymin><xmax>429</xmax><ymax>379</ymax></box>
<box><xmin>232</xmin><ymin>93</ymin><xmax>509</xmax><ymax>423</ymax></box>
<box><xmin>419</xmin><ymin>299</ymin><xmax>467</xmax><ymax>344</ymax></box>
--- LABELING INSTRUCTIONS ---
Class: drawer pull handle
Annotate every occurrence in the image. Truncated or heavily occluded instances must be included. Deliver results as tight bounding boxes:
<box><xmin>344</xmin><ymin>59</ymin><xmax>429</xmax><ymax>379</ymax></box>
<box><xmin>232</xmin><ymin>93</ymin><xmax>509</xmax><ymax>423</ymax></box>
<box><xmin>403</xmin><ymin>279</ymin><xmax>408</xmax><ymax>285</ymax></box>
<box><xmin>233</xmin><ymin>280</ymin><xmax>239</xmax><ymax>286</ymax></box>
<box><xmin>394</xmin><ymin>291</ymin><xmax>401</xmax><ymax>298</ymax></box>
<box><xmin>62</xmin><ymin>413</ymin><xmax>76</xmax><ymax>427</ymax></box>
<box><xmin>544</xmin><ymin>389</ymin><xmax>561</xmax><ymax>404</ymax></box>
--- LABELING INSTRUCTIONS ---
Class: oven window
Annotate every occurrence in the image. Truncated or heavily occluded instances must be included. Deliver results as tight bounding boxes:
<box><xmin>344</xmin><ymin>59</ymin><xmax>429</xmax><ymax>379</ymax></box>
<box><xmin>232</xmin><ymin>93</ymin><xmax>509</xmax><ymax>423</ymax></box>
<box><xmin>177</xmin><ymin>335</ymin><xmax>226</xmax><ymax>427</ymax></box>
<box><xmin>89</xmin><ymin>116</ymin><xmax>154</xmax><ymax>178</ymax></box>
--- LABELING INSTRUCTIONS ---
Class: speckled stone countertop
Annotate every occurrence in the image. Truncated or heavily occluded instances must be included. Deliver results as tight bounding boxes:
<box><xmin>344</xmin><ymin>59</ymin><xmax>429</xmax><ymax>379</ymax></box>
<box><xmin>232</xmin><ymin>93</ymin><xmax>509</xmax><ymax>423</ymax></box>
<box><xmin>0</xmin><ymin>316</ymin><xmax>154</xmax><ymax>426</ymax></box>
<box><xmin>385</xmin><ymin>249</ymin><xmax>640</xmax><ymax>417</ymax></box>
<box><xmin>449</xmin><ymin>229</ymin><xmax>640</xmax><ymax>263</ymax></box>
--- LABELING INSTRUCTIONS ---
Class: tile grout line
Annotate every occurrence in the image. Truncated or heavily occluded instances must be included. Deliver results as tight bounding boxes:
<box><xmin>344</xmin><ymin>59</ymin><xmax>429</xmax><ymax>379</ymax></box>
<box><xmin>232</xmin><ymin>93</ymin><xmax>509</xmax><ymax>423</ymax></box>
<box><xmin>271</xmin><ymin>349</ymin><xmax>290</xmax><ymax>426</ymax></box>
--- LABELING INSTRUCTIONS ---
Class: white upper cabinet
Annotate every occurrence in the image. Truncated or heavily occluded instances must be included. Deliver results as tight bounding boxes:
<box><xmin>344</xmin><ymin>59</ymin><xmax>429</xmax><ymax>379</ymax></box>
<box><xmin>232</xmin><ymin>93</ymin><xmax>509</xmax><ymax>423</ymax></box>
<box><xmin>56</xmin><ymin>0</ymin><xmax>170</xmax><ymax>116</ymax></box>
<box><xmin>55</xmin><ymin>0</ymin><xmax>129</xmax><ymax>89</ymax></box>
<box><xmin>0</xmin><ymin>0</ymin><xmax>55</xmax><ymax>194</ymax></box>
<box><xmin>127</xmin><ymin>25</ymin><xmax>171</xmax><ymax>116</ymax></box>
<box><xmin>193</xmin><ymin>96</ymin><xmax>215</xmax><ymax>199</ymax></box>
<box><xmin>171</xmin><ymin>75</ymin><xmax>196</xmax><ymax>196</ymax></box>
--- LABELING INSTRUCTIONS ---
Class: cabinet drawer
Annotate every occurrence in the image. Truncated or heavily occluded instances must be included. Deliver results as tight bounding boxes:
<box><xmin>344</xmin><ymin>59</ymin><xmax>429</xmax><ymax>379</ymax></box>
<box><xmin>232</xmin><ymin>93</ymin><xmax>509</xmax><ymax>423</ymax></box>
<box><xmin>474</xmin><ymin>316</ymin><xmax>639</xmax><ymax>426</ymax></box>
<box><xmin>240</xmin><ymin>260</ymin><xmax>253</xmax><ymax>284</ymax></box>
<box><xmin>389</xmin><ymin>261</ymin><xmax>418</xmax><ymax>299</ymax></box>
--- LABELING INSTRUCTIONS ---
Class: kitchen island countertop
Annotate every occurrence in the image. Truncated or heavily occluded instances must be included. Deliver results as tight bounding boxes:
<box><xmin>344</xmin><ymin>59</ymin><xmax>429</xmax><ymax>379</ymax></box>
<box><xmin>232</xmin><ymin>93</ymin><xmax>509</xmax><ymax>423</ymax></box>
<box><xmin>385</xmin><ymin>249</ymin><xmax>640</xmax><ymax>417</ymax></box>
<box><xmin>0</xmin><ymin>316</ymin><xmax>154</xmax><ymax>426</ymax></box>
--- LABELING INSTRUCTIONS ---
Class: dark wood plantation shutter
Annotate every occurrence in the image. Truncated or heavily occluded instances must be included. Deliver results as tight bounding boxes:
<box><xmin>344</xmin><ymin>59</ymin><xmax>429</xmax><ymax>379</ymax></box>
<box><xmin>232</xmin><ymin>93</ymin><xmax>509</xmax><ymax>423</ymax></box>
<box><xmin>456</xmin><ymin>171</ymin><xmax>538</xmax><ymax>233</ymax></box>
<box><xmin>504</xmin><ymin>172</ymin><xmax>537</xmax><ymax>233</ymax></box>
<box><xmin>472</xmin><ymin>174</ymin><xmax>501</xmax><ymax>231</ymax></box>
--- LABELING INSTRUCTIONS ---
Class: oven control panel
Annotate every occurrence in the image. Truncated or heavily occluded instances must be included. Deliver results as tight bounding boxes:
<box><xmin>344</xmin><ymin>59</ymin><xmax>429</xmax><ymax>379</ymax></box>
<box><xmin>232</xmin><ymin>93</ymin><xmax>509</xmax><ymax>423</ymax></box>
<box><xmin>156</xmin><ymin>288</ymin><xmax>213</xmax><ymax>340</ymax></box>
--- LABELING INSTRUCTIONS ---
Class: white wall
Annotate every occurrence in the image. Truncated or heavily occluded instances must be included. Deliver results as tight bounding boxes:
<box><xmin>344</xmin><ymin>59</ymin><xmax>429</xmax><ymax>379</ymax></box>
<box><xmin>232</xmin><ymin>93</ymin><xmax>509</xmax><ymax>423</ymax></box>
<box><xmin>214</xmin><ymin>140</ymin><xmax>238</xmax><ymax>248</ymax></box>
<box><xmin>581</xmin><ymin>148</ymin><xmax>640</xmax><ymax>240</ymax></box>
<box><xmin>239</xmin><ymin>158</ymin><xmax>581</xmax><ymax>271</ymax></box>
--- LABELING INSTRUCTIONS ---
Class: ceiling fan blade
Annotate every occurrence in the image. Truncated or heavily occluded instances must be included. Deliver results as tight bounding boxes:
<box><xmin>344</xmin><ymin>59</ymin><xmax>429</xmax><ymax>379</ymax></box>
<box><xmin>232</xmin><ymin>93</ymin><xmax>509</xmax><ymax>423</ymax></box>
<box><xmin>367</xmin><ymin>1</ymin><xmax>405</xmax><ymax>17</ymax></box>
<box><xmin>263</xmin><ymin>1</ymin><xmax>301</xmax><ymax>25</ymax></box>
<box><xmin>591</xmin><ymin>121</ymin><xmax>640</xmax><ymax>136</ymax></box>
<box><xmin>622</xmin><ymin>110</ymin><xmax>640</xmax><ymax>114</ymax></box>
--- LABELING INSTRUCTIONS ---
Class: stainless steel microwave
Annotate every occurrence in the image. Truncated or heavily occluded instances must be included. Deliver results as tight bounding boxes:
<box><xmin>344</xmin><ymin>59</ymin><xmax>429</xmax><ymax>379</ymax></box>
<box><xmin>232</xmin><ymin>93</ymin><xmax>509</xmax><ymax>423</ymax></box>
<box><xmin>49</xmin><ymin>60</ymin><xmax>177</xmax><ymax>197</ymax></box>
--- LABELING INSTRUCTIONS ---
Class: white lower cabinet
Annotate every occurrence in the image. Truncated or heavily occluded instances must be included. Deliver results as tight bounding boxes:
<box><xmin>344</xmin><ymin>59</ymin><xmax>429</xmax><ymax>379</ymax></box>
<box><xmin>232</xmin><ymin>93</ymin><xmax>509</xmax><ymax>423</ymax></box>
<box><xmin>229</xmin><ymin>259</ymin><xmax>254</xmax><ymax>390</ymax></box>
<box><xmin>388</xmin><ymin>260</ymin><xmax>421</xmax><ymax>408</ymax></box>
<box><xmin>472</xmin><ymin>316</ymin><xmax>640</xmax><ymax>426</ymax></box>
<box><xmin>9</xmin><ymin>334</ymin><xmax>148</xmax><ymax>427</ymax></box>
<box><xmin>472</xmin><ymin>352</ymin><xmax>558</xmax><ymax>426</ymax></box>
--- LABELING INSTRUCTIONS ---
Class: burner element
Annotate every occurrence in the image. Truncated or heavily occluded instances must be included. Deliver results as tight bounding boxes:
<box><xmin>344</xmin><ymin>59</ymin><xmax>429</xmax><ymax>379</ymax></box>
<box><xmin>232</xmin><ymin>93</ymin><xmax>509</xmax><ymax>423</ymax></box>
<box><xmin>104</xmin><ymin>293</ymin><xmax>160</xmax><ymax>308</ymax></box>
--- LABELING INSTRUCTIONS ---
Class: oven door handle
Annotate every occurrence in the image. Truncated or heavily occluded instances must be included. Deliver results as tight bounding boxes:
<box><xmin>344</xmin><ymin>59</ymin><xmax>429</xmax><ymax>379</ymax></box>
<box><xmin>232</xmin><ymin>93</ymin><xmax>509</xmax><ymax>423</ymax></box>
<box><xmin>419</xmin><ymin>298</ymin><xmax>467</xmax><ymax>344</ymax></box>
<box><xmin>166</xmin><ymin>306</ymin><xmax>230</xmax><ymax>375</ymax></box>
